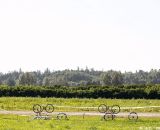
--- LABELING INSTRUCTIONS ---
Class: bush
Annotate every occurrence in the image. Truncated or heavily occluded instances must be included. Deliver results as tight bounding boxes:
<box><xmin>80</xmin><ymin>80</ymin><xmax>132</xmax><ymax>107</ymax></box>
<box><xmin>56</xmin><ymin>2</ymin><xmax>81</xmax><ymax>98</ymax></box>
<box><xmin>0</xmin><ymin>85</ymin><xmax>159</xmax><ymax>99</ymax></box>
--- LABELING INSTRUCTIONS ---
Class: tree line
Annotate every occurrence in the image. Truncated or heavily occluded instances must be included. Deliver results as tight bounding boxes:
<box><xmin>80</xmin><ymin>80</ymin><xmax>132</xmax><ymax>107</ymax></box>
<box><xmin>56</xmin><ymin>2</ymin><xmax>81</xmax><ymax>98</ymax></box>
<box><xmin>1</xmin><ymin>68</ymin><xmax>160</xmax><ymax>86</ymax></box>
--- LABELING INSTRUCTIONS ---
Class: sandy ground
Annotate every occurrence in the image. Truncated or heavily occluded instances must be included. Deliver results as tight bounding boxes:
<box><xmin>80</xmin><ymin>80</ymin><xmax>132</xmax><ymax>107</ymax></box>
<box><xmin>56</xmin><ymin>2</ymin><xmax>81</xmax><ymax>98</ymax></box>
<box><xmin>0</xmin><ymin>110</ymin><xmax>160</xmax><ymax>118</ymax></box>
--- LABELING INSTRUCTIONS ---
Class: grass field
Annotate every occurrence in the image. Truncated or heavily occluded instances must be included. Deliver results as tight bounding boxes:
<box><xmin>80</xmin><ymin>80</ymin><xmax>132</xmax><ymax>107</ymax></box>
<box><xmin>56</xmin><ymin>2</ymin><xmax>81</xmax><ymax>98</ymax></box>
<box><xmin>0</xmin><ymin>114</ymin><xmax>160</xmax><ymax>130</ymax></box>
<box><xmin>0</xmin><ymin>97</ymin><xmax>159</xmax><ymax>130</ymax></box>
<box><xmin>0</xmin><ymin>97</ymin><xmax>160</xmax><ymax>112</ymax></box>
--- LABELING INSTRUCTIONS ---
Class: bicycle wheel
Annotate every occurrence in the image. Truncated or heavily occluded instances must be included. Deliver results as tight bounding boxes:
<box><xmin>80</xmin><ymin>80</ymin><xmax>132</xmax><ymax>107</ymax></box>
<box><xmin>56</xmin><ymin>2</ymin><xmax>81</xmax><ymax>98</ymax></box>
<box><xmin>33</xmin><ymin>104</ymin><xmax>42</xmax><ymax>113</ymax></box>
<box><xmin>103</xmin><ymin>112</ymin><xmax>114</xmax><ymax>121</ymax></box>
<box><xmin>45</xmin><ymin>104</ymin><xmax>54</xmax><ymax>113</ymax></box>
<box><xmin>57</xmin><ymin>113</ymin><xmax>68</xmax><ymax>120</ymax></box>
<box><xmin>111</xmin><ymin>105</ymin><xmax>120</xmax><ymax>114</ymax></box>
<box><xmin>128</xmin><ymin>112</ymin><xmax>138</xmax><ymax>121</ymax></box>
<box><xmin>98</xmin><ymin>104</ymin><xmax>108</xmax><ymax>113</ymax></box>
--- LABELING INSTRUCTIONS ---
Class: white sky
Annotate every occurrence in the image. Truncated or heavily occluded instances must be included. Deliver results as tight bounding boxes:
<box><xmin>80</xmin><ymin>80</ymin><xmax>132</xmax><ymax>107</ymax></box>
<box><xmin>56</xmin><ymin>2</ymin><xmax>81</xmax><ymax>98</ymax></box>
<box><xmin>0</xmin><ymin>0</ymin><xmax>160</xmax><ymax>73</ymax></box>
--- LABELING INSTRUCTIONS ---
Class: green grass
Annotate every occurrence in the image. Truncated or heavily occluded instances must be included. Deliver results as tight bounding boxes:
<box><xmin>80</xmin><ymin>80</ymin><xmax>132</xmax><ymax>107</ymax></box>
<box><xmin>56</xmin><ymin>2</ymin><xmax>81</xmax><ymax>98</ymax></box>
<box><xmin>0</xmin><ymin>97</ymin><xmax>159</xmax><ymax>129</ymax></box>
<box><xmin>0</xmin><ymin>114</ymin><xmax>159</xmax><ymax>130</ymax></box>
<box><xmin>0</xmin><ymin>97</ymin><xmax>160</xmax><ymax>112</ymax></box>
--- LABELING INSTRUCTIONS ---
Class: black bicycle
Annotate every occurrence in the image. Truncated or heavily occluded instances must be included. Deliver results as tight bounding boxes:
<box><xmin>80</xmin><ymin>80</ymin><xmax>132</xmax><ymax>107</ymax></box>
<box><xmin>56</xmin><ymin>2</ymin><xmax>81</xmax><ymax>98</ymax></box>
<box><xmin>98</xmin><ymin>104</ymin><xmax>120</xmax><ymax>114</ymax></box>
<box><xmin>33</xmin><ymin>104</ymin><xmax>54</xmax><ymax>113</ymax></box>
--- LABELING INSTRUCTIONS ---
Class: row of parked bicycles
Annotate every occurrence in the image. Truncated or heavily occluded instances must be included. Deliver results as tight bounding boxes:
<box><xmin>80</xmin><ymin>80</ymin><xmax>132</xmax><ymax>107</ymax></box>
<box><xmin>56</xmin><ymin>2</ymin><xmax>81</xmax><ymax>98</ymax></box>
<box><xmin>33</xmin><ymin>104</ymin><xmax>68</xmax><ymax>120</ymax></box>
<box><xmin>32</xmin><ymin>104</ymin><xmax>138</xmax><ymax>121</ymax></box>
<box><xmin>98</xmin><ymin>104</ymin><xmax>138</xmax><ymax>121</ymax></box>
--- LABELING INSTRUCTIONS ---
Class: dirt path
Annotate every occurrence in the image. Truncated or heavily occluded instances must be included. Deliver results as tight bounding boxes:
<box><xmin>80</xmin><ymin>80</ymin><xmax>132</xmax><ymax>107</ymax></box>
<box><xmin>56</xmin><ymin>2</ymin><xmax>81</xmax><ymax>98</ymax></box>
<box><xmin>0</xmin><ymin>110</ymin><xmax>160</xmax><ymax>117</ymax></box>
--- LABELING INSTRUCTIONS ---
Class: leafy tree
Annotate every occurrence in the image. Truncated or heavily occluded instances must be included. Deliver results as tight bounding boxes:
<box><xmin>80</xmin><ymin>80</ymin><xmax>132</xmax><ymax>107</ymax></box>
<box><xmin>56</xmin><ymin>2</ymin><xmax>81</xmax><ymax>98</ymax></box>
<box><xmin>101</xmin><ymin>72</ymin><xmax>112</xmax><ymax>86</ymax></box>
<box><xmin>19</xmin><ymin>72</ymin><xmax>37</xmax><ymax>86</ymax></box>
<box><xmin>6</xmin><ymin>78</ymin><xmax>16</xmax><ymax>86</ymax></box>
<box><xmin>42</xmin><ymin>77</ymin><xmax>50</xmax><ymax>86</ymax></box>
<box><xmin>101</xmin><ymin>70</ymin><xmax>123</xmax><ymax>86</ymax></box>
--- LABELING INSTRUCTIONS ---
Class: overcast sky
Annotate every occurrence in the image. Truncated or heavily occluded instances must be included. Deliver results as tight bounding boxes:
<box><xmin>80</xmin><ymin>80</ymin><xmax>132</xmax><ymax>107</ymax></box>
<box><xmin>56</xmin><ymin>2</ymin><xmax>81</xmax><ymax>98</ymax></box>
<box><xmin>0</xmin><ymin>0</ymin><xmax>160</xmax><ymax>73</ymax></box>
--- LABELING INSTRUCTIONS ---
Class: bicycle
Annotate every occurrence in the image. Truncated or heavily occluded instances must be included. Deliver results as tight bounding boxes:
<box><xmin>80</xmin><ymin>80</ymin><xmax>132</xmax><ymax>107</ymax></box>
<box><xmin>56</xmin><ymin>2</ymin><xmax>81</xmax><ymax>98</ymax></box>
<box><xmin>98</xmin><ymin>104</ymin><xmax>120</xmax><ymax>114</ymax></box>
<box><xmin>33</xmin><ymin>104</ymin><xmax>54</xmax><ymax>113</ymax></box>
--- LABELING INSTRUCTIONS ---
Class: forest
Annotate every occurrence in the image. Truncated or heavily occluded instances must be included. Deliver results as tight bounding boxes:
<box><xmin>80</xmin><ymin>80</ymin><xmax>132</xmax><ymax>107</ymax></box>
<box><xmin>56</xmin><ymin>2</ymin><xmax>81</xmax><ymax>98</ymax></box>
<box><xmin>0</xmin><ymin>68</ymin><xmax>160</xmax><ymax>99</ymax></box>
<box><xmin>1</xmin><ymin>68</ymin><xmax>160</xmax><ymax>86</ymax></box>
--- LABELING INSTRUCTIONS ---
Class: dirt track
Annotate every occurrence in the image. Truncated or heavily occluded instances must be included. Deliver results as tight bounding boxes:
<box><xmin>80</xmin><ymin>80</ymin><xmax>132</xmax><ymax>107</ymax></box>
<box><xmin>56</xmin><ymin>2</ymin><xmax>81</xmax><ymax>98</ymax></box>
<box><xmin>0</xmin><ymin>110</ymin><xmax>160</xmax><ymax>117</ymax></box>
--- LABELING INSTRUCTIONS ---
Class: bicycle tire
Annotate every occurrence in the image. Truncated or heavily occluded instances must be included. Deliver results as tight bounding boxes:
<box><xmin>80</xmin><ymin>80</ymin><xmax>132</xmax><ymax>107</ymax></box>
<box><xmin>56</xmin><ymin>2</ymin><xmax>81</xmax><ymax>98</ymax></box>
<box><xmin>45</xmin><ymin>104</ymin><xmax>54</xmax><ymax>113</ymax></box>
<box><xmin>98</xmin><ymin>104</ymin><xmax>108</xmax><ymax>113</ymax></box>
<box><xmin>33</xmin><ymin>104</ymin><xmax>43</xmax><ymax>113</ymax></box>
<box><xmin>57</xmin><ymin>113</ymin><xmax>68</xmax><ymax>120</ymax></box>
<box><xmin>103</xmin><ymin>112</ymin><xmax>114</xmax><ymax>121</ymax></box>
<box><xmin>111</xmin><ymin>105</ymin><xmax>120</xmax><ymax>114</ymax></box>
<box><xmin>128</xmin><ymin>112</ymin><xmax>138</xmax><ymax>121</ymax></box>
